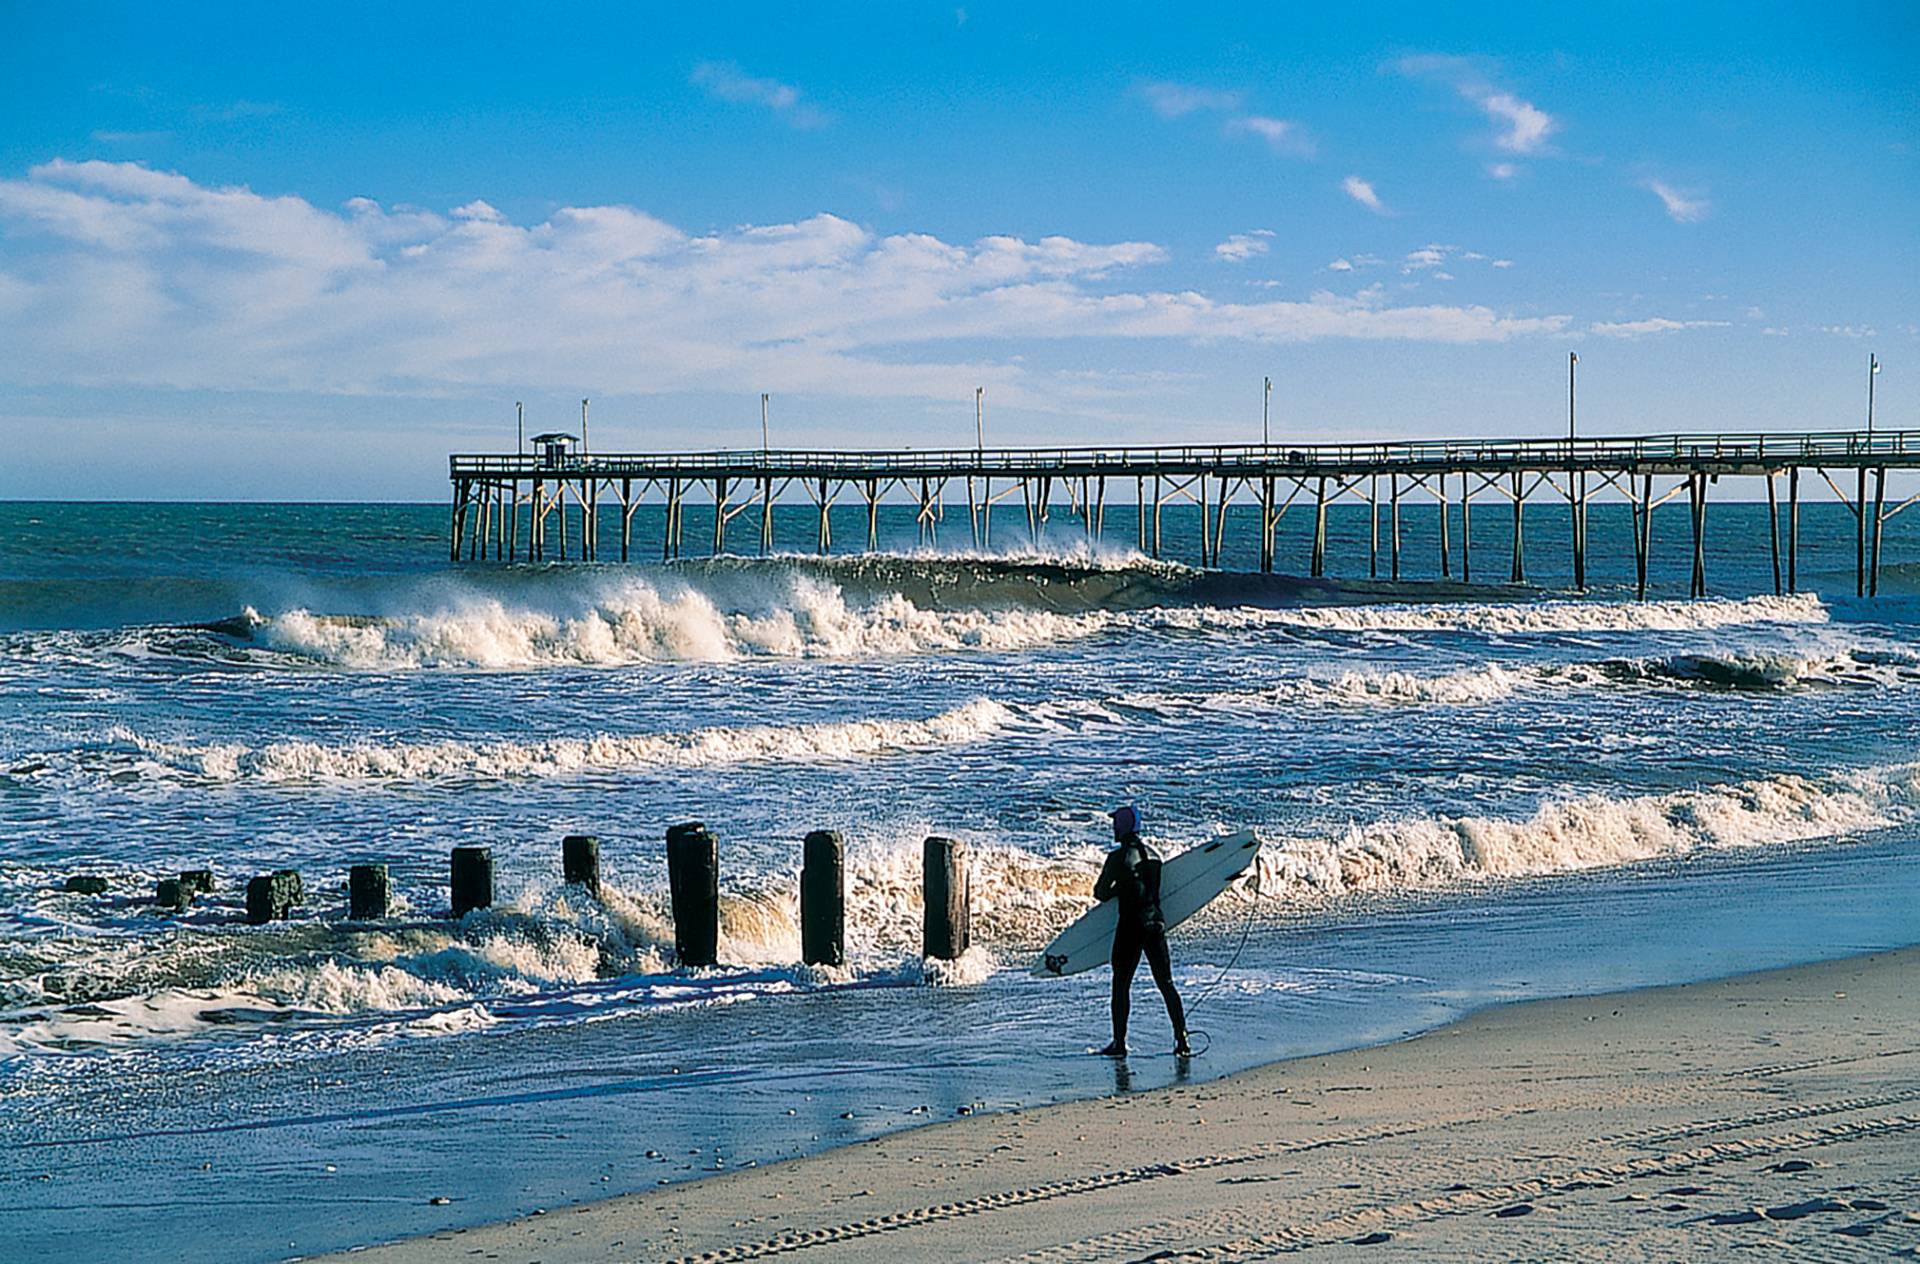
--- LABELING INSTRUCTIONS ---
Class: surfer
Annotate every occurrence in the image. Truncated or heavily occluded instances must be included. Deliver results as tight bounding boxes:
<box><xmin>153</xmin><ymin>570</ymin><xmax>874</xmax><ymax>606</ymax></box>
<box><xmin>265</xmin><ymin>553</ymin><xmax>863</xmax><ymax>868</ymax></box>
<box><xmin>1094</xmin><ymin>805</ymin><xmax>1190</xmax><ymax>1057</ymax></box>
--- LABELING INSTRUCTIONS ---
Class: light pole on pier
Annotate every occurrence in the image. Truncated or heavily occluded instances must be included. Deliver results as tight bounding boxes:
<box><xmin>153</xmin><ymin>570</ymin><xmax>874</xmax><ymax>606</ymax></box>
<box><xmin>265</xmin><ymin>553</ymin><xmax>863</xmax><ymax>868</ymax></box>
<box><xmin>975</xmin><ymin>386</ymin><xmax>985</xmax><ymax>453</ymax></box>
<box><xmin>581</xmin><ymin>398</ymin><xmax>590</xmax><ymax>454</ymax></box>
<box><xmin>1567</xmin><ymin>352</ymin><xmax>1578</xmax><ymax>445</ymax></box>
<box><xmin>516</xmin><ymin>401</ymin><xmax>523</xmax><ymax>454</ymax></box>
<box><xmin>1868</xmin><ymin>353</ymin><xmax>1881</xmax><ymax>436</ymax></box>
<box><xmin>761</xmin><ymin>393</ymin><xmax>771</xmax><ymax>454</ymax></box>
<box><xmin>1263</xmin><ymin>376</ymin><xmax>1272</xmax><ymax>446</ymax></box>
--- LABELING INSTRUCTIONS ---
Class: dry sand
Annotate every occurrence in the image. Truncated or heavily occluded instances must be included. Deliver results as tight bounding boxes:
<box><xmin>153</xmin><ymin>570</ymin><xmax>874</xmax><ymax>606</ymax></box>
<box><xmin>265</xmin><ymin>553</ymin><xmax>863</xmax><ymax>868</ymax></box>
<box><xmin>325</xmin><ymin>948</ymin><xmax>1920</xmax><ymax>1261</ymax></box>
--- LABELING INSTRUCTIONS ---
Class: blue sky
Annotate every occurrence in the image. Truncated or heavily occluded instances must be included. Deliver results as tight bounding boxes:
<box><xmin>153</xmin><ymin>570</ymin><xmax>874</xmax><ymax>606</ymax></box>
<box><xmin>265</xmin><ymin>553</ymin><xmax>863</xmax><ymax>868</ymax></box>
<box><xmin>0</xmin><ymin>2</ymin><xmax>1914</xmax><ymax>499</ymax></box>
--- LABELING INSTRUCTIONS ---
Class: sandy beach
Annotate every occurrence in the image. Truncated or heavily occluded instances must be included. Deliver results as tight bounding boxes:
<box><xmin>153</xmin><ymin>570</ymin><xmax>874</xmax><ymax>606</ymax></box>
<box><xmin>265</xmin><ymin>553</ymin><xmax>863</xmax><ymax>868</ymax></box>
<box><xmin>319</xmin><ymin>946</ymin><xmax>1920</xmax><ymax>1262</ymax></box>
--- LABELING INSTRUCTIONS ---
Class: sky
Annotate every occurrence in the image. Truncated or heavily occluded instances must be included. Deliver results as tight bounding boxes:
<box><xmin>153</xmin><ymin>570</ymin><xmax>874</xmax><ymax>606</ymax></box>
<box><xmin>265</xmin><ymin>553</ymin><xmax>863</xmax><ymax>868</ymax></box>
<box><xmin>0</xmin><ymin>2</ymin><xmax>1915</xmax><ymax>500</ymax></box>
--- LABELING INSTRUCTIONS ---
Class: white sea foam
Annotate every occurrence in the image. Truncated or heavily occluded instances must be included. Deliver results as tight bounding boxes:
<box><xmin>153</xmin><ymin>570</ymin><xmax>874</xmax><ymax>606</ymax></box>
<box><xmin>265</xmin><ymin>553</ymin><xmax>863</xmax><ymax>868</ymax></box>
<box><xmin>1144</xmin><ymin>592</ymin><xmax>1828</xmax><ymax>637</ymax></box>
<box><xmin>1257</xmin><ymin>763</ymin><xmax>1920</xmax><ymax>901</ymax></box>
<box><xmin>108</xmin><ymin>698</ymin><xmax>1019</xmax><ymax>783</ymax></box>
<box><xmin>1117</xmin><ymin>663</ymin><xmax>1538</xmax><ymax>715</ymax></box>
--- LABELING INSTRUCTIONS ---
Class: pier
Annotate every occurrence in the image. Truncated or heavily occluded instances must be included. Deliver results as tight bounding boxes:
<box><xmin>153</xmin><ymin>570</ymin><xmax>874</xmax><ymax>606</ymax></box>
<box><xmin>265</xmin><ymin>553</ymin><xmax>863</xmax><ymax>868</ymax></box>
<box><xmin>450</xmin><ymin>428</ymin><xmax>1920</xmax><ymax>598</ymax></box>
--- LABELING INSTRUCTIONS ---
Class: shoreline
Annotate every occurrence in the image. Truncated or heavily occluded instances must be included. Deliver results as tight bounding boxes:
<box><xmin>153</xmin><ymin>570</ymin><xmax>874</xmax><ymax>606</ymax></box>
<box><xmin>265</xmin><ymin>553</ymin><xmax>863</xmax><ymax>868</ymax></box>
<box><xmin>320</xmin><ymin>945</ymin><xmax>1920</xmax><ymax>1261</ymax></box>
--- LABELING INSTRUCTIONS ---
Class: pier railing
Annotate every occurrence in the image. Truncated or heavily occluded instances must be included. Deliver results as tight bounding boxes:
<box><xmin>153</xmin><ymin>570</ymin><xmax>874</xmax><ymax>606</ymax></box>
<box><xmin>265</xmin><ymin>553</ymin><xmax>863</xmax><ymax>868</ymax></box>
<box><xmin>452</xmin><ymin>428</ymin><xmax>1920</xmax><ymax>478</ymax></box>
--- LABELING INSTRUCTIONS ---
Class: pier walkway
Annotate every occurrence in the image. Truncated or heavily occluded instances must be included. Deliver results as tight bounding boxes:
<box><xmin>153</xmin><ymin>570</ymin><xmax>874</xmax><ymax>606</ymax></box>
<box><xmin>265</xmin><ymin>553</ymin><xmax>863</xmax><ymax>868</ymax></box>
<box><xmin>450</xmin><ymin>428</ymin><xmax>1920</xmax><ymax>598</ymax></box>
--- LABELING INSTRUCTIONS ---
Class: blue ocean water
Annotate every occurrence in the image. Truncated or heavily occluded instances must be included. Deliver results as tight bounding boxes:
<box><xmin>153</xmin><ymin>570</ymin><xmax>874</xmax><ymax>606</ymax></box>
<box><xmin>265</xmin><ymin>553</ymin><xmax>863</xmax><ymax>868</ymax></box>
<box><xmin>1</xmin><ymin>495</ymin><xmax>1918</xmax><ymax>1262</ymax></box>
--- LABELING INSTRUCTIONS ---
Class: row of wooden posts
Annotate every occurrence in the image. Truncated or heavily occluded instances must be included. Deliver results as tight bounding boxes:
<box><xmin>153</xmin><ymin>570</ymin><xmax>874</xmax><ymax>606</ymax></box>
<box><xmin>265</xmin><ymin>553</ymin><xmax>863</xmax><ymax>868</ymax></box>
<box><xmin>231</xmin><ymin>826</ymin><xmax>974</xmax><ymax>966</ymax></box>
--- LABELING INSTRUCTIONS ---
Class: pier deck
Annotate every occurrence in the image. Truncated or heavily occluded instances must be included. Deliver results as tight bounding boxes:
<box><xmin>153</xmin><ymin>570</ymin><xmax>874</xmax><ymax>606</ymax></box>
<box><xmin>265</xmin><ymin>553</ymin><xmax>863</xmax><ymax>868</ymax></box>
<box><xmin>449</xmin><ymin>428</ymin><xmax>1920</xmax><ymax>597</ymax></box>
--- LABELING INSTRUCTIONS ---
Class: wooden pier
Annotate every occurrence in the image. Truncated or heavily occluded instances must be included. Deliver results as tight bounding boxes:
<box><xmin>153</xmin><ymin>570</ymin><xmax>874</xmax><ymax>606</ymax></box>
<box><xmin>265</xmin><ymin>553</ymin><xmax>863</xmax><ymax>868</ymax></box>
<box><xmin>450</xmin><ymin>429</ymin><xmax>1920</xmax><ymax>598</ymax></box>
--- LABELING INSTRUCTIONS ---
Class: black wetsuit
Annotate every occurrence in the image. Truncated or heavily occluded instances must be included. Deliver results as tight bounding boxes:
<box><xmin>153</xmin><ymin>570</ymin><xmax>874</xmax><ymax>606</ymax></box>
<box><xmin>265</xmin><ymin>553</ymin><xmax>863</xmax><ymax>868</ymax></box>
<box><xmin>1094</xmin><ymin>834</ymin><xmax>1186</xmax><ymax>1047</ymax></box>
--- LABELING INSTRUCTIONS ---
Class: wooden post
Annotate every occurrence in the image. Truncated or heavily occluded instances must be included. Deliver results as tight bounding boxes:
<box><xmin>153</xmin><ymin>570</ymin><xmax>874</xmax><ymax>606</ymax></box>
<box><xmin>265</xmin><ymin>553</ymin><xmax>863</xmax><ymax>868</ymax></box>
<box><xmin>1310</xmin><ymin>476</ymin><xmax>1327</xmax><ymax>577</ymax></box>
<box><xmin>563</xmin><ymin>834</ymin><xmax>601</xmax><ymax>895</ymax></box>
<box><xmin>666</xmin><ymin>823</ymin><xmax>719</xmax><ymax>968</ymax></box>
<box><xmin>1198</xmin><ymin>473</ymin><xmax>1211</xmax><ymax>567</ymax></box>
<box><xmin>1788</xmin><ymin>466</ymin><xmax>1800</xmax><ymax>591</ymax></box>
<box><xmin>1390</xmin><ymin>474</ymin><xmax>1401</xmax><ymax>580</ymax></box>
<box><xmin>800</xmin><ymin>829</ymin><xmax>845</xmax><ymax>968</ymax></box>
<box><xmin>349</xmin><ymin>864</ymin><xmax>390</xmax><ymax>920</ymax></box>
<box><xmin>1136</xmin><ymin>476</ymin><xmax>1146</xmax><ymax>552</ymax></box>
<box><xmin>713</xmin><ymin>476</ymin><xmax>728</xmax><ymax>556</ymax></box>
<box><xmin>245</xmin><ymin>869</ymin><xmax>304</xmax><ymax>924</ymax></box>
<box><xmin>1636</xmin><ymin>473</ymin><xmax>1653</xmax><ymax>601</ymax></box>
<box><xmin>1689</xmin><ymin>473</ymin><xmax>1707</xmax><ymax>598</ymax></box>
<box><xmin>922</xmin><ymin>836</ymin><xmax>969</xmax><ymax>960</ymax></box>
<box><xmin>1511</xmin><ymin>471</ymin><xmax>1526</xmax><ymax>583</ymax></box>
<box><xmin>1369</xmin><ymin>474</ymin><xmax>1379</xmax><ymax>578</ymax></box>
<box><xmin>1574</xmin><ymin>471</ymin><xmax>1588</xmax><ymax>590</ymax></box>
<box><xmin>1260</xmin><ymin>474</ymin><xmax>1275</xmax><ymax>573</ymax></box>
<box><xmin>1856</xmin><ymin>467</ymin><xmax>1868</xmax><ymax>598</ymax></box>
<box><xmin>611</xmin><ymin>478</ymin><xmax>624</xmax><ymax>562</ymax></box>
<box><xmin>558</xmin><ymin>481</ymin><xmax>569</xmax><ymax>561</ymax></box>
<box><xmin>1459</xmin><ymin>470</ymin><xmax>1472</xmax><ymax>584</ymax></box>
<box><xmin>1437</xmin><ymin>475</ymin><xmax>1451</xmax><ymax>579</ymax></box>
<box><xmin>761</xmin><ymin>476</ymin><xmax>775</xmax><ymax>554</ymax></box>
<box><xmin>1151</xmin><ymin>475</ymin><xmax>1163</xmax><ymax>558</ymax></box>
<box><xmin>867</xmin><ymin>478</ymin><xmax>880</xmax><ymax>551</ymax></box>
<box><xmin>817</xmin><ymin>478</ymin><xmax>831</xmax><ymax>554</ymax></box>
<box><xmin>1765</xmin><ymin>470</ymin><xmax>1782</xmax><ymax>595</ymax></box>
<box><xmin>450</xmin><ymin>846</ymin><xmax>494</xmax><ymax>917</ymax></box>
<box><xmin>449</xmin><ymin>482</ymin><xmax>465</xmax><ymax>562</ymax></box>
<box><xmin>1870</xmin><ymin>466</ymin><xmax>1887</xmax><ymax>598</ymax></box>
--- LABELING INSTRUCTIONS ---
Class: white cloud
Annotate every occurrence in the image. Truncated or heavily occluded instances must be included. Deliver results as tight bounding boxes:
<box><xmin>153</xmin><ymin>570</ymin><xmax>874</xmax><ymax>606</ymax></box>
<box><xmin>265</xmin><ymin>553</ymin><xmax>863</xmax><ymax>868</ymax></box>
<box><xmin>1487</xmin><ymin>162</ymin><xmax>1518</xmax><ymax>181</ymax></box>
<box><xmin>1342</xmin><ymin>175</ymin><xmax>1386</xmax><ymax>213</ymax></box>
<box><xmin>1327</xmin><ymin>258</ymin><xmax>1354</xmax><ymax>272</ymax></box>
<box><xmin>1402</xmin><ymin>244</ymin><xmax>1450</xmax><ymax>272</ymax></box>
<box><xmin>1589</xmin><ymin>317</ymin><xmax>1730</xmax><ymax>338</ymax></box>
<box><xmin>1820</xmin><ymin>324</ymin><xmax>1878</xmax><ymax>339</ymax></box>
<box><xmin>1762</xmin><ymin>327</ymin><xmax>1790</xmax><ymax>337</ymax></box>
<box><xmin>1226</xmin><ymin>115</ymin><xmax>1314</xmax><ymax>157</ymax></box>
<box><xmin>1492</xmin><ymin>258</ymin><xmax>1514</xmax><ymax>268</ymax></box>
<box><xmin>0</xmin><ymin>160</ymin><xmax>1576</xmax><ymax>405</ymax></box>
<box><xmin>1396</xmin><ymin>56</ymin><xmax>1558</xmax><ymax>157</ymax></box>
<box><xmin>1137</xmin><ymin>81</ymin><xmax>1241</xmax><ymax>119</ymax></box>
<box><xmin>691</xmin><ymin>61</ymin><xmax>827</xmax><ymax>129</ymax></box>
<box><xmin>1214</xmin><ymin>230</ymin><xmax>1273</xmax><ymax>262</ymax></box>
<box><xmin>1645</xmin><ymin>179</ymin><xmax>1709</xmax><ymax>223</ymax></box>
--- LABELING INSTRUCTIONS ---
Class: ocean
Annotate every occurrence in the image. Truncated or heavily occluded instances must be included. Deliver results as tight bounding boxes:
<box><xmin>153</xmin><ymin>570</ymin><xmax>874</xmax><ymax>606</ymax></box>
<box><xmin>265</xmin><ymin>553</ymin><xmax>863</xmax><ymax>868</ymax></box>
<box><xmin>2</xmin><ymin>495</ymin><xmax>1918</xmax><ymax>1262</ymax></box>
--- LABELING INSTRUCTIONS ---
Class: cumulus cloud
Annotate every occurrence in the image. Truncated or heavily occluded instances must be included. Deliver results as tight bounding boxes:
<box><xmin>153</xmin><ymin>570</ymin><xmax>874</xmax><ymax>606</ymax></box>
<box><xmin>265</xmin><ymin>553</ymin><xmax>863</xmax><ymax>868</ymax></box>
<box><xmin>1589</xmin><ymin>317</ymin><xmax>1730</xmax><ymax>338</ymax></box>
<box><xmin>1342</xmin><ymin>175</ymin><xmax>1386</xmax><ymax>213</ymax></box>
<box><xmin>1396</xmin><ymin>56</ymin><xmax>1558</xmax><ymax>160</ymax></box>
<box><xmin>1214</xmin><ymin>230</ymin><xmax>1274</xmax><ymax>262</ymax></box>
<box><xmin>0</xmin><ymin>160</ymin><xmax>1575</xmax><ymax>403</ymax></box>
<box><xmin>1645</xmin><ymin>179</ymin><xmax>1710</xmax><ymax>223</ymax></box>
<box><xmin>691</xmin><ymin>61</ymin><xmax>827</xmax><ymax>129</ymax></box>
<box><xmin>1137</xmin><ymin>81</ymin><xmax>1241</xmax><ymax>118</ymax></box>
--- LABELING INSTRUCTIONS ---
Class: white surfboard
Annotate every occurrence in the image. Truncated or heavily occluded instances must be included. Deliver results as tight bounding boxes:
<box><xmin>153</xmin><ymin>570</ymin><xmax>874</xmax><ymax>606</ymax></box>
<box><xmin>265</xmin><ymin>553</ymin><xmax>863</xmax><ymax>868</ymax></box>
<box><xmin>1033</xmin><ymin>830</ymin><xmax>1261</xmax><ymax>978</ymax></box>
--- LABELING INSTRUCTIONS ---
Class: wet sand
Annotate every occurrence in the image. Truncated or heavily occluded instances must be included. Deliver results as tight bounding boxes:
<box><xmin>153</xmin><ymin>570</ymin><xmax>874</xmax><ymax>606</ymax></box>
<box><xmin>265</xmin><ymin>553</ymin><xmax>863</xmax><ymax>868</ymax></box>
<box><xmin>322</xmin><ymin>947</ymin><xmax>1920</xmax><ymax>1261</ymax></box>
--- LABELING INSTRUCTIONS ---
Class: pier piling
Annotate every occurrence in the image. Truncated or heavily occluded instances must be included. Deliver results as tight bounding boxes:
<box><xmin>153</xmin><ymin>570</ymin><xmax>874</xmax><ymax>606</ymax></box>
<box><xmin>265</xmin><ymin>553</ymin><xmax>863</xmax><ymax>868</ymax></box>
<box><xmin>246</xmin><ymin>870</ymin><xmax>305</xmax><ymax>924</ymax></box>
<box><xmin>563</xmin><ymin>834</ymin><xmax>601</xmax><ymax>895</ymax></box>
<box><xmin>450</xmin><ymin>846</ymin><xmax>494</xmax><ymax>917</ymax></box>
<box><xmin>800</xmin><ymin>829</ymin><xmax>846</xmax><ymax>968</ymax></box>
<box><xmin>349</xmin><ymin>863</ymin><xmax>391</xmax><ymax>920</ymax></box>
<box><xmin>922</xmin><ymin>836</ymin><xmax>970</xmax><ymax>961</ymax></box>
<box><xmin>666</xmin><ymin>823</ymin><xmax>720</xmax><ymax>968</ymax></box>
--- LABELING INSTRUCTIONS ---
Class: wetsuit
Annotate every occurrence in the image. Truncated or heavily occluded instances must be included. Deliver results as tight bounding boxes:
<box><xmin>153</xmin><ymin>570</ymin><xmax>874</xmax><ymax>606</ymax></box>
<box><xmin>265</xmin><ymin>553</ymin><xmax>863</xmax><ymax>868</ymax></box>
<box><xmin>1093</xmin><ymin>833</ymin><xmax>1186</xmax><ymax>1050</ymax></box>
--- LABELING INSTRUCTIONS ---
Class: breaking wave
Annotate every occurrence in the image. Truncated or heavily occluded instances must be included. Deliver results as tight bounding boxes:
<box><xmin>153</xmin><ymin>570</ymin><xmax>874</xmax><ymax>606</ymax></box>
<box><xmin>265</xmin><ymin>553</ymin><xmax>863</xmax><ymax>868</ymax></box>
<box><xmin>1258</xmin><ymin>762</ymin><xmax>1920</xmax><ymax>901</ymax></box>
<box><xmin>104</xmin><ymin>698</ymin><xmax>1022</xmax><ymax>784</ymax></box>
<box><xmin>166</xmin><ymin>580</ymin><xmax>1835</xmax><ymax>673</ymax></box>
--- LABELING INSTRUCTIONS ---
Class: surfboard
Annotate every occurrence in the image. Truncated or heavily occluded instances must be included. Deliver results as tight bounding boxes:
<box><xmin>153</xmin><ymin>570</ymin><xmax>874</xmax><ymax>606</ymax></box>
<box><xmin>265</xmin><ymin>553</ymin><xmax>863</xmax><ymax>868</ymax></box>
<box><xmin>1033</xmin><ymin>830</ymin><xmax>1261</xmax><ymax>978</ymax></box>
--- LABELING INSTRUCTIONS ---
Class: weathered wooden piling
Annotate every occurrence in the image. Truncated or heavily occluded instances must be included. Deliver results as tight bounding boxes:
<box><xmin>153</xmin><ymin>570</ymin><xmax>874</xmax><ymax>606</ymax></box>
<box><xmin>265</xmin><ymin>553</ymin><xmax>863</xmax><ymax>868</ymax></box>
<box><xmin>922</xmin><ymin>836</ymin><xmax>969</xmax><ymax>961</ymax></box>
<box><xmin>154</xmin><ymin>877</ymin><xmax>190</xmax><ymax>912</ymax></box>
<box><xmin>563</xmin><ymin>834</ymin><xmax>602</xmax><ymax>895</ymax></box>
<box><xmin>349</xmin><ymin>863</ymin><xmax>391</xmax><ymax>920</ymax></box>
<box><xmin>449</xmin><ymin>846</ymin><xmax>494</xmax><ymax>917</ymax></box>
<box><xmin>666</xmin><ymin>822</ymin><xmax>719</xmax><ymax>968</ymax></box>
<box><xmin>179</xmin><ymin>869</ymin><xmax>215</xmax><ymax>897</ymax></box>
<box><xmin>246</xmin><ymin>869</ymin><xmax>305</xmax><ymax>924</ymax></box>
<box><xmin>800</xmin><ymin>829</ymin><xmax>846</xmax><ymax>967</ymax></box>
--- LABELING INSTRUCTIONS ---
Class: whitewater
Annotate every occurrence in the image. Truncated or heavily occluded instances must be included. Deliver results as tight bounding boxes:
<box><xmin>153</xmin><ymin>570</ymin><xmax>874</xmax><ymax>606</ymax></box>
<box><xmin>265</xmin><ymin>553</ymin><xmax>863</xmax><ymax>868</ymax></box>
<box><xmin>2</xmin><ymin>498</ymin><xmax>1919</xmax><ymax>1264</ymax></box>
